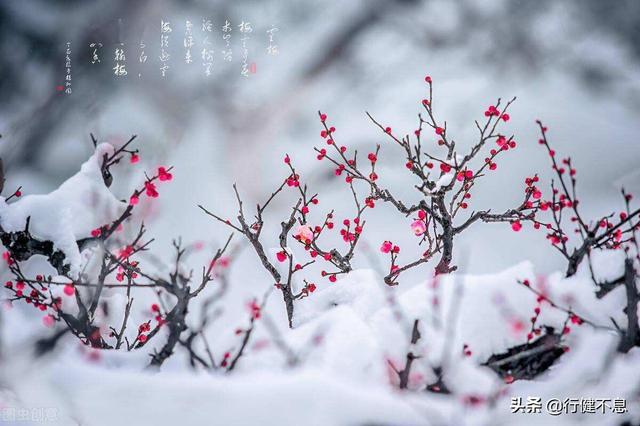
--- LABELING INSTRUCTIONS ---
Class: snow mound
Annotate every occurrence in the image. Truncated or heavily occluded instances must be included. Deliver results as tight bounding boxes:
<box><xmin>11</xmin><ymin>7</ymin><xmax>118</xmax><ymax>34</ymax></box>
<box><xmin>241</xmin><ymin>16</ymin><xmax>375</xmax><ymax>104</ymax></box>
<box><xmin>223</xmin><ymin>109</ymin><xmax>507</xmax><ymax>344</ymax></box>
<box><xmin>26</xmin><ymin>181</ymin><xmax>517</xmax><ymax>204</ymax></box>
<box><xmin>0</xmin><ymin>143</ymin><xmax>125</xmax><ymax>275</ymax></box>
<box><xmin>4</xmin><ymin>358</ymin><xmax>427</xmax><ymax>426</ymax></box>
<box><xmin>2</xmin><ymin>260</ymin><xmax>638</xmax><ymax>426</ymax></box>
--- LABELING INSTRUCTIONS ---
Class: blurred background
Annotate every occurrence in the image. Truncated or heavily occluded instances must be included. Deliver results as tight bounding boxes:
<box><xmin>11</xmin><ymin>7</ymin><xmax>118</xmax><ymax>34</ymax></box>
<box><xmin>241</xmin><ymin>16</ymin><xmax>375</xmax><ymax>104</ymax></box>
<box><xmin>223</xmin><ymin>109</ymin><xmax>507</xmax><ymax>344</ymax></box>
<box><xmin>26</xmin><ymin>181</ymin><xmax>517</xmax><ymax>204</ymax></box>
<box><xmin>1</xmin><ymin>0</ymin><xmax>640</xmax><ymax>280</ymax></box>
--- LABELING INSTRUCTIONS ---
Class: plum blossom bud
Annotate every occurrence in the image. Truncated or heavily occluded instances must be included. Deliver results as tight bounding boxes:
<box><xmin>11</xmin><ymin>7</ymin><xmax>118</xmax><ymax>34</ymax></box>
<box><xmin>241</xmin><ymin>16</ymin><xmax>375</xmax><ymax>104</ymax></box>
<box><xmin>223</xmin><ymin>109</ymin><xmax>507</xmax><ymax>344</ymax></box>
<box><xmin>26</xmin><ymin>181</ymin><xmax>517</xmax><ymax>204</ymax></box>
<box><xmin>380</xmin><ymin>241</ymin><xmax>393</xmax><ymax>253</ymax></box>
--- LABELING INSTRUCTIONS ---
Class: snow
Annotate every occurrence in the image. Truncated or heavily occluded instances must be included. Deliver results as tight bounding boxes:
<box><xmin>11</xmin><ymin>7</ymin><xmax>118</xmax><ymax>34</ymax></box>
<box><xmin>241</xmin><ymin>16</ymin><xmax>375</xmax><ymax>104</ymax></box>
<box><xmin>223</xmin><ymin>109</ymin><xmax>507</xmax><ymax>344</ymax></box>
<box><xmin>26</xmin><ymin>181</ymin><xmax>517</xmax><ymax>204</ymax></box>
<box><xmin>295</xmin><ymin>269</ymin><xmax>387</xmax><ymax>324</ymax></box>
<box><xmin>0</xmin><ymin>143</ymin><xmax>125</xmax><ymax>275</ymax></box>
<box><xmin>588</xmin><ymin>249</ymin><xmax>627</xmax><ymax>284</ymax></box>
<box><xmin>4</xmin><ymin>256</ymin><xmax>638</xmax><ymax>425</ymax></box>
<box><xmin>2</xmin><ymin>361</ymin><xmax>427</xmax><ymax>426</ymax></box>
<box><xmin>433</xmin><ymin>172</ymin><xmax>455</xmax><ymax>192</ymax></box>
